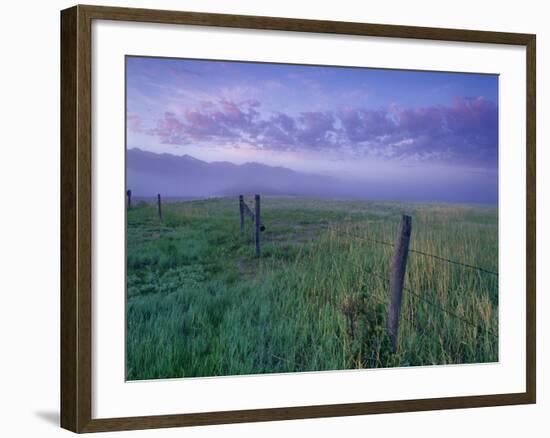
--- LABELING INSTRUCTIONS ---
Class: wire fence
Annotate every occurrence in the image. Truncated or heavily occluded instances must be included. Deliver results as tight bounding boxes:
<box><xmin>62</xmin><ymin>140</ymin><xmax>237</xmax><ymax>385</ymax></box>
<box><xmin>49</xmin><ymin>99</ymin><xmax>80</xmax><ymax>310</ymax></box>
<box><xmin>234</xmin><ymin>197</ymin><xmax>499</xmax><ymax>345</ymax></box>
<box><xmin>332</xmin><ymin>221</ymin><xmax>499</xmax><ymax>340</ymax></box>
<box><xmin>336</xmin><ymin>229</ymin><xmax>498</xmax><ymax>277</ymax></box>
<box><xmin>259</xmin><ymin>219</ymin><xmax>498</xmax><ymax>340</ymax></box>
<box><xmin>360</xmin><ymin>266</ymin><xmax>497</xmax><ymax>338</ymax></box>
<box><xmin>131</xmin><ymin>194</ymin><xmax>498</xmax><ymax>351</ymax></box>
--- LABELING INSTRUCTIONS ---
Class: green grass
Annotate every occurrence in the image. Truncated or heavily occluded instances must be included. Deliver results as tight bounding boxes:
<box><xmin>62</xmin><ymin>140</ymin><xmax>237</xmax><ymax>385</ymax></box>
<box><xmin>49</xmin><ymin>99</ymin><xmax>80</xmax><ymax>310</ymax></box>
<box><xmin>126</xmin><ymin>196</ymin><xmax>498</xmax><ymax>380</ymax></box>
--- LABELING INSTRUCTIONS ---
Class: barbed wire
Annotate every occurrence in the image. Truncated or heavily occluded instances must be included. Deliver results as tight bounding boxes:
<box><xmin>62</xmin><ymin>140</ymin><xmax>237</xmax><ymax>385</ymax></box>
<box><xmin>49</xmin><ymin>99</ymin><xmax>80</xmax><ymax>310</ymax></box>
<box><xmin>238</xmin><ymin>210</ymin><xmax>498</xmax><ymax>337</ymax></box>
<box><xmin>337</xmin><ymin>230</ymin><xmax>394</xmax><ymax>248</ymax></box>
<box><xmin>336</xmin><ymin>229</ymin><xmax>498</xmax><ymax>277</ymax></box>
<box><xmin>405</xmin><ymin>287</ymin><xmax>497</xmax><ymax>338</ymax></box>
<box><xmin>271</xmin><ymin>353</ymin><xmax>305</xmax><ymax>371</ymax></box>
<box><xmin>361</xmin><ymin>266</ymin><xmax>497</xmax><ymax>338</ymax></box>
<box><xmin>407</xmin><ymin>247</ymin><xmax>499</xmax><ymax>276</ymax></box>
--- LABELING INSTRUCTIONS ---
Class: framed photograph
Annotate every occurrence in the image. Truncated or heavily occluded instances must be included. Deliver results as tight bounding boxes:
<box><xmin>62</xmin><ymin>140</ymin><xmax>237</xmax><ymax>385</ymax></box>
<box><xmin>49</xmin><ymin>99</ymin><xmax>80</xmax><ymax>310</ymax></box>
<box><xmin>60</xmin><ymin>4</ymin><xmax>536</xmax><ymax>433</ymax></box>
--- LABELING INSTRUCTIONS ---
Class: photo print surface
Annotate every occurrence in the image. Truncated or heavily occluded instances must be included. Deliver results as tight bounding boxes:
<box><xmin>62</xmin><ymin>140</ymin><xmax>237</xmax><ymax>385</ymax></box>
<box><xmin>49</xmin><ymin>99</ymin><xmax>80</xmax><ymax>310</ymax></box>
<box><xmin>125</xmin><ymin>56</ymin><xmax>499</xmax><ymax>380</ymax></box>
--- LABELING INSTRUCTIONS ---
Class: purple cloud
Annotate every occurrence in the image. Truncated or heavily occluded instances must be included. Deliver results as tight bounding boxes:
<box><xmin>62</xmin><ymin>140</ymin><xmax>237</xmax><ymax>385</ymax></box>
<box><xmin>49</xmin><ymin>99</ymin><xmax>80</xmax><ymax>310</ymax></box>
<box><xmin>134</xmin><ymin>96</ymin><xmax>497</xmax><ymax>166</ymax></box>
<box><xmin>148</xmin><ymin>112</ymin><xmax>186</xmax><ymax>144</ymax></box>
<box><xmin>339</xmin><ymin>108</ymin><xmax>394</xmax><ymax>142</ymax></box>
<box><xmin>388</xmin><ymin>97</ymin><xmax>498</xmax><ymax>162</ymax></box>
<box><xmin>296</xmin><ymin>112</ymin><xmax>337</xmax><ymax>149</ymax></box>
<box><xmin>127</xmin><ymin>114</ymin><xmax>144</xmax><ymax>133</ymax></box>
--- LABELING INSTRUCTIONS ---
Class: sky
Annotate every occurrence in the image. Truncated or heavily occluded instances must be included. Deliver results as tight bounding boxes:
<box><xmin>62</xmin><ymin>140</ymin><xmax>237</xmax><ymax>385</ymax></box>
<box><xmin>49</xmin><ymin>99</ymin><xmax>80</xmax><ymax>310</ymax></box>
<box><xmin>126</xmin><ymin>56</ymin><xmax>499</xmax><ymax>203</ymax></box>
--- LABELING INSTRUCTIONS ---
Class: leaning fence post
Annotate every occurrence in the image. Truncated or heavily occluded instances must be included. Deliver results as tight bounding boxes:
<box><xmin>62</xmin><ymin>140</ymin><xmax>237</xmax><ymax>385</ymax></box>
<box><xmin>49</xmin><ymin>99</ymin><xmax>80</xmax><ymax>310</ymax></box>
<box><xmin>157</xmin><ymin>193</ymin><xmax>162</xmax><ymax>220</ymax></box>
<box><xmin>126</xmin><ymin>189</ymin><xmax>132</xmax><ymax>209</ymax></box>
<box><xmin>387</xmin><ymin>215</ymin><xmax>412</xmax><ymax>352</ymax></box>
<box><xmin>239</xmin><ymin>195</ymin><xmax>244</xmax><ymax>233</ymax></box>
<box><xmin>254</xmin><ymin>194</ymin><xmax>261</xmax><ymax>257</ymax></box>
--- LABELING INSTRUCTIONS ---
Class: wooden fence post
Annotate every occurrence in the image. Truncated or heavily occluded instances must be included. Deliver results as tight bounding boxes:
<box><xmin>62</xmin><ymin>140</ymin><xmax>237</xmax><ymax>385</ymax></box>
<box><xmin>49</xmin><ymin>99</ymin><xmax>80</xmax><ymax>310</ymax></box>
<box><xmin>387</xmin><ymin>215</ymin><xmax>412</xmax><ymax>352</ymax></box>
<box><xmin>239</xmin><ymin>195</ymin><xmax>244</xmax><ymax>233</ymax></box>
<box><xmin>157</xmin><ymin>194</ymin><xmax>162</xmax><ymax>220</ymax></box>
<box><xmin>255</xmin><ymin>194</ymin><xmax>261</xmax><ymax>257</ymax></box>
<box><xmin>126</xmin><ymin>189</ymin><xmax>132</xmax><ymax>209</ymax></box>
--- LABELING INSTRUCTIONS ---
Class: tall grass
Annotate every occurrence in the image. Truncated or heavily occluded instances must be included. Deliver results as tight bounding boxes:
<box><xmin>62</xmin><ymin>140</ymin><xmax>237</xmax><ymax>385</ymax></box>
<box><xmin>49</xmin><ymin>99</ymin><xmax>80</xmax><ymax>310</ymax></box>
<box><xmin>126</xmin><ymin>196</ymin><xmax>498</xmax><ymax>380</ymax></box>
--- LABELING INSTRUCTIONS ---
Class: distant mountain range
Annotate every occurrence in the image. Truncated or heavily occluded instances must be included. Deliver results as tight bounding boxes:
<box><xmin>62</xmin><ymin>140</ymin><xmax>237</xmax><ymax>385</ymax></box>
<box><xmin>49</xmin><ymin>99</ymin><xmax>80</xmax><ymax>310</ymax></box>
<box><xmin>126</xmin><ymin>148</ymin><xmax>498</xmax><ymax>204</ymax></box>
<box><xmin>126</xmin><ymin>148</ymin><xmax>341</xmax><ymax>198</ymax></box>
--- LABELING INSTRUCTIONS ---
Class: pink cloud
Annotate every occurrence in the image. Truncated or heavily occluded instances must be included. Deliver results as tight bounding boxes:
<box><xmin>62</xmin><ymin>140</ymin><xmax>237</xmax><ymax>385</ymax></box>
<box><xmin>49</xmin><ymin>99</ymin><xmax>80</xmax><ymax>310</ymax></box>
<box><xmin>127</xmin><ymin>114</ymin><xmax>144</xmax><ymax>133</ymax></box>
<box><xmin>143</xmin><ymin>96</ymin><xmax>497</xmax><ymax>165</ymax></box>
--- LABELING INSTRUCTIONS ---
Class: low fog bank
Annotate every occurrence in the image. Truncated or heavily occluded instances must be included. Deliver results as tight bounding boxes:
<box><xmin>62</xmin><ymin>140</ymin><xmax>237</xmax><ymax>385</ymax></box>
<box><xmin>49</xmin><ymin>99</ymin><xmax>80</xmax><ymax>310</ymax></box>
<box><xmin>127</xmin><ymin>149</ymin><xmax>497</xmax><ymax>205</ymax></box>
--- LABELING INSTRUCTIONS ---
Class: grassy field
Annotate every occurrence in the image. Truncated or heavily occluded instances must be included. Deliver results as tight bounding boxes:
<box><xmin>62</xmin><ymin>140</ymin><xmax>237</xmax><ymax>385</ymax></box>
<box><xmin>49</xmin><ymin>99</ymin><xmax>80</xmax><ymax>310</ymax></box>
<box><xmin>126</xmin><ymin>196</ymin><xmax>498</xmax><ymax>380</ymax></box>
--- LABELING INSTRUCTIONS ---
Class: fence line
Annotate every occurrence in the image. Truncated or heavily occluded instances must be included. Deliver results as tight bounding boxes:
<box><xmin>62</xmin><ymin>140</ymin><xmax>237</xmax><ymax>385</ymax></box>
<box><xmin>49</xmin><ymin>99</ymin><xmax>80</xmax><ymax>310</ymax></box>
<box><xmin>234</xmin><ymin>202</ymin><xmax>498</xmax><ymax>344</ymax></box>
<box><xmin>232</xmin><ymin>205</ymin><xmax>497</xmax><ymax>340</ymax></box>
<box><xmin>126</xmin><ymin>193</ymin><xmax>498</xmax><ymax>351</ymax></box>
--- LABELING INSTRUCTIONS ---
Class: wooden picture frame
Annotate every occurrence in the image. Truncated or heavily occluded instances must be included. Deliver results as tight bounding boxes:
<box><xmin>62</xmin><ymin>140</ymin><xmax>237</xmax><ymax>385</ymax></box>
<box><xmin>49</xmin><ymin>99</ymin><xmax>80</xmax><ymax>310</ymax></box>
<box><xmin>60</xmin><ymin>4</ymin><xmax>536</xmax><ymax>433</ymax></box>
